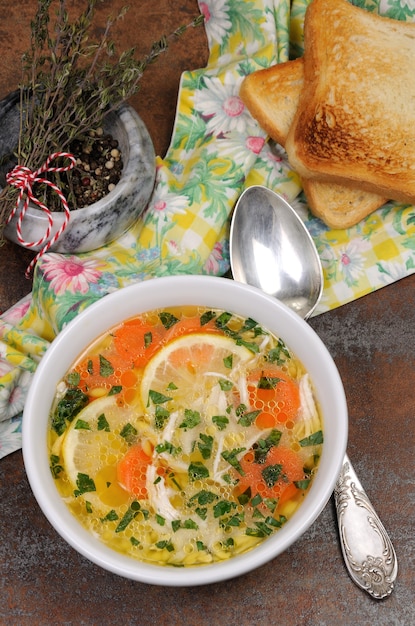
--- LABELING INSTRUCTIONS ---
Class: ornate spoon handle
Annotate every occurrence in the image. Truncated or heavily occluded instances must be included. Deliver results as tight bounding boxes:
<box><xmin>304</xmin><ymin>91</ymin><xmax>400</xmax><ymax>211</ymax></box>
<box><xmin>334</xmin><ymin>454</ymin><xmax>398</xmax><ymax>599</ymax></box>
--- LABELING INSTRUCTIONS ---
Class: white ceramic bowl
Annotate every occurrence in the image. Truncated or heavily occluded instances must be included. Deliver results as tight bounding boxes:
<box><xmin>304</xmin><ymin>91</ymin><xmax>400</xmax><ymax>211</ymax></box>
<box><xmin>22</xmin><ymin>276</ymin><xmax>348</xmax><ymax>586</ymax></box>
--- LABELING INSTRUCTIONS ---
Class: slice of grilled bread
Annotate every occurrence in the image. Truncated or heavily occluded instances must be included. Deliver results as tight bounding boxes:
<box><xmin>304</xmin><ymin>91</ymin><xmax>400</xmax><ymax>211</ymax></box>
<box><xmin>240</xmin><ymin>59</ymin><xmax>386</xmax><ymax>229</ymax></box>
<box><xmin>285</xmin><ymin>0</ymin><xmax>415</xmax><ymax>203</ymax></box>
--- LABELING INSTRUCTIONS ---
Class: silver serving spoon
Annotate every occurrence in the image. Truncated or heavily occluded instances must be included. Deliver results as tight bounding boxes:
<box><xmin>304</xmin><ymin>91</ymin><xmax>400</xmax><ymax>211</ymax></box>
<box><xmin>229</xmin><ymin>185</ymin><xmax>398</xmax><ymax>599</ymax></box>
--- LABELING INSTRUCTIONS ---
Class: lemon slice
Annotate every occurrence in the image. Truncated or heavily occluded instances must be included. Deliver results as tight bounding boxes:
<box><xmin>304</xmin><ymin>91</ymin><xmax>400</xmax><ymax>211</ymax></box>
<box><xmin>141</xmin><ymin>332</ymin><xmax>254</xmax><ymax>413</ymax></box>
<box><xmin>61</xmin><ymin>395</ymin><xmax>148</xmax><ymax>511</ymax></box>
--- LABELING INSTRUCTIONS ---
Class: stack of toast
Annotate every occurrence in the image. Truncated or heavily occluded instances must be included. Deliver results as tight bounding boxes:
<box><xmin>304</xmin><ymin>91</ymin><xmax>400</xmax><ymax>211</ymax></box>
<box><xmin>240</xmin><ymin>0</ymin><xmax>415</xmax><ymax>229</ymax></box>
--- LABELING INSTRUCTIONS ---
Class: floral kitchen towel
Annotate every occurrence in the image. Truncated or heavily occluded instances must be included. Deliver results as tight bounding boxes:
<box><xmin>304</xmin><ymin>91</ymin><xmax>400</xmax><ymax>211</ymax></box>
<box><xmin>1</xmin><ymin>0</ymin><xmax>415</xmax><ymax>459</ymax></box>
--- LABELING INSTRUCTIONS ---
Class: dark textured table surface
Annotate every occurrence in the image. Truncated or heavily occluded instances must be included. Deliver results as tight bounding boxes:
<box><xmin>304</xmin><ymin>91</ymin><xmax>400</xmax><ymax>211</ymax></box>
<box><xmin>1</xmin><ymin>2</ymin><xmax>414</xmax><ymax>624</ymax></box>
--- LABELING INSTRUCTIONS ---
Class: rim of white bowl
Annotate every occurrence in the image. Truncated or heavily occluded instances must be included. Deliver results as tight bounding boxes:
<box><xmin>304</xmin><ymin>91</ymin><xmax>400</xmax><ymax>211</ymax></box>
<box><xmin>22</xmin><ymin>275</ymin><xmax>348</xmax><ymax>586</ymax></box>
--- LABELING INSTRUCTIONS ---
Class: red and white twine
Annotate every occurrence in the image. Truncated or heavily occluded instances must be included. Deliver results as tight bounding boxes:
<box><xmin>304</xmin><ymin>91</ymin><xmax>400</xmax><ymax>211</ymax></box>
<box><xmin>6</xmin><ymin>152</ymin><xmax>76</xmax><ymax>278</ymax></box>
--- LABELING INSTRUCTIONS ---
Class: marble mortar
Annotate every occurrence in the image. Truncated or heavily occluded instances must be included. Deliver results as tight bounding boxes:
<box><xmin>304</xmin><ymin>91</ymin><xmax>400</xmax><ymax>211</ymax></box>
<box><xmin>1</xmin><ymin>94</ymin><xmax>156</xmax><ymax>253</ymax></box>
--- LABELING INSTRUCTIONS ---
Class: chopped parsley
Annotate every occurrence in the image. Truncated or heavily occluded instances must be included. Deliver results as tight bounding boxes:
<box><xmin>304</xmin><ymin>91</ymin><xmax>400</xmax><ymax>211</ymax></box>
<box><xmin>200</xmin><ymin>310</ymin><xmax>216</xmax><ymax>325</ymax></box>
<box><xmin>99</xmin><ymin>355</ymin><xmax>114</xmax><ymax>377</ymax></box>
<box><xmin>74</xmin><ymin>472</ymin><xmax>96</xmax><ymax>497</ymax></box>
<box><xmin>179</xmin><ymin>409</ymin><xmax>201</xmax><ymax>429</ymax></box>
<box><xmin>108</xmin><ymin>385</ymin><xmax>122</xmax><ymax>396</ymax></box>
<box><xmin>50</xmin><ymin>454</ymin><xmax>64</xmax><ymax>479</ymax></box>
<box><xmin>97</xmin><ymin>413</ymin><xmax>110</xmax><ymax>432</ymax></box>
<box><xmin>51</xmin><ymin>388</ymin><xmax>88</xmax><ymax>435</ymax></box>
<box><xmin>148</xmin><ymin>389</ymin><xmax>172</xmax><ymax>406</ymax></box>
<box><xmin>120</xmin><ymin>422</ymin><xmax>138</xmax><ymax>443</ymax></box>
<box><xmin>115</xmin><ymin>501</ymin><xmax>141</xmax><ymax>533</ymax></box>
<box><xmin>159</xmin><ymin>312</ymin><xmax>179</xmax><ymax>329</ymax></box>
<box><xmin>257</xmin><ymin>375</ymin><xmax>283</xmax><ymax>390</ymax></box>
<box><xmin>221</xmin><ymin>448</ymin><xmax>246</xmax><ymax>475</ymax></box>
<box><xmin>254</xmin><ymin>429</ymin><xmax>282</xmax><ymax>463</ymax></box>
<box><xmin>212</xmin><ymin>415</ymin><xmax>229</xmax><ymax>430</ymax></box>
<box><xmin>238</xmin><ymin>409</ymin><xmax>261</xmax><ymax>427</ymax></box>
<box><xmin>299</xmin><ymin>430</ymin><xmax>324</xmax><ymax>446</ymax></box>
<box><xmin>74</xmin><ymin>418</ymin><xmax>91</xmax><ymax>430</ymax></box>
<box><xmin>261</xmin><ymin>464</ymin><xmax>283</xmax><ymax>488</ymax></box>
<box><xmin>188</xmin><ymin>462</ymin><xmax>209</xmax><ymax>481</ymax></box>
<box><xmin>197</xmin><ymin>433</ymin><xmax>213</xmax><ymax>459</ymax></box>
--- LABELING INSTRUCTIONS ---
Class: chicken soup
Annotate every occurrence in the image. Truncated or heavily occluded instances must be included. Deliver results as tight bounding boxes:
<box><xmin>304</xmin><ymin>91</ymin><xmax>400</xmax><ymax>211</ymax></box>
<box><xmin>48</xmin><ymin>306</ymin><xmax>323</xmax><ymax>567</ymax></box>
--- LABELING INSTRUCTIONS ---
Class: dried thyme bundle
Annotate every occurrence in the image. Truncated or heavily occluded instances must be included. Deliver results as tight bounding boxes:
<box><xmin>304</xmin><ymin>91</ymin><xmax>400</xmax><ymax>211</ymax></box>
<box><xmin>0</xmin><ymin>0</ymin><xmax>203</xmax><ymax>233</ymax></box>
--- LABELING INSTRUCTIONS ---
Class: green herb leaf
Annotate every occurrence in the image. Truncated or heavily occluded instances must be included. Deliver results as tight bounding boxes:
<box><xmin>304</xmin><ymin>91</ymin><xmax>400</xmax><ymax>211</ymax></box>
<box><xmin>189</xmin><ymin>490</ymin><xmax>218</xmax><ymax>505</ymax></box>
<box><xmin>299</xmin><ymin>430</ymin><xmax>324</xmax><ymax>447</ymax></box>
<box><xmin>240</xmin><ymin>317</ymin><xmax>259</xmax><ymax>331</ymax></box>
<box><xmin>197</xmin><ymin>433</ymin><xmax>213</xmax><ymax>459</ymax></box>
<box><xmin>212</xmin><ymin>415</ymin><xmax>229</xmax><ymax>431</ymax></box>
<box><xmin>266</xmin><ymin>339</ymin><xmax>291</xmax><ymax>365</ymax></box>
<box><xmin>215</xmin><ymin>312</ymin><xmax>232</xmax><ymax>328</ymax></box>
<box><xmin>172</xmin><ymin>520</ymin><xmax>181</xmax><ymax>532</ymax></box>
<box><xmin>155</xmin><ymin>441</ymin><xmax>180</xmax><ymax>455</ymax></box>
<box><xmin>222</xmin><ymin>513</ymin><xmax>243</xmax><ymax>528</ymax></box>
<box><xmin>221</xmin><ymin>448</ymin><xmax>246</xmax><ymax>475</ymax></box>
<box><xmin>223</xmin><ymin>354</ymin><xmax>233</xmax><ymax>369</ymax></box>
<box><xmin>188</xmin><ymin>461</ymin><xmax>209</xmax><ymax>482</ymax></box>
<box><xmin>258</xmin><ymin>375</ymin><xmax>283</xmax><ymax>390</ymax></box>
<box><xmin>74</xmin><ymin>472</ymin><xmax>96</xmax><ymax>497</ymax></box>
<box><xmin>97</xmin><ymin>413</ymin><xmax>110</xmax><ymax>432</ymax></box>
<box><xmin>144</xmin><ymin>332</ymin><xmax>152</xmax><ymax>348</ymax></box>
<box><xmin>253</xmin><ymin>521</ymin><xmax>273</xmax><ymax>536</ymax></box>
<box><xmin>115</xmin><ymin>501</ymin><xmax>141</xmax><ymax>533</ymax></box>
<box><xmin>251</xmin><ymin>493</ymin><xmax>262</xmax><ymax>507</ymax></box>
<box><xmin>218</xmin><ymin>378</ymin><xmax>233</xmax><ymax>391</ymax></box>
<box><xmin>237</xmin><ymin>487</ymin><xmax>251</xmax><ymax>505</ymax></box>
<box><xmin>51</xmin><ymin>388</ymin><xmax>89</xmax><ymax>436</ymax></box>
<box><xmin>238</xmin><ymin>409</ymin><xmax>261</xmax><ymax>427</ymax></box>
<box><xmin>108</xmin><ymin>385</ymin><xmax>122</xmax><ymax>396</ymax></box>
<box><xmin>101</xmin><ymin>509</ymin><xmax>119</xmax><ymax>522</ymax></box>
<box><xmin>120</xmin><ymin>422</ymin><xmax>138</xmax><ymax>442</ymax></box>
<box><xmin>294</xmin><ymin>479</ymin><xmax>311</xmax><ymax>490</ymax></box>
<box><xmin>183</xmin><ymin>519</ymin><xmax>199</xmax><ymax>530</ymax></box>
<box><xmin>50</xmin><ymin>454</ymin><xmax>64</xmax><ymax>479</ymax></box>
<box><xmin>67</xmin><ymin>371</ymin><xmax>81</xmax><ymax>386</ymax></box>
<box><xmin>159</xmin><ymin>312</ymin><xmax>179</xmax><ymax>329</ymax></box>
<box><xmin>99</xmin><ymin>355</ymin><xmax>114</xmax><ymax>377</ymax></box>
<box><xmin>156</xmin><ymin>540</ymin><xmax>174</xmax><ymax>552</ymax></box>
<box><xmin>195</xmin><ymin>507</ymin><xmax>208</xmax><ymax>520</ymax></box>
<box><xmin>213</xmin><ymin>500</ymin><xmax>236</xmax><ymax>518</ymax></box>
<box><xmin>179</xmin><ymin>409</ymin><xmax>201</xmax><ymax>429</ymax></box>
<box><xmin>254</xmin><ymin>429</ymin><xmax>282</xmax><ymax>463</ymax></box>
<box><xmin>74</xmin><ymin>418</ymin><xmax>91</xmax><ymax>430</ymax></box>
<box><xmin>261</xmin><ymin>464</ymin><xmax>283</xmax><ymax>488</ymax></box>
<box><xmin>156</xmin><ymin>514</ymin><xmax>166</xmax><ymax>526</ymax></box>
<box><xmin>236</xmin><ymin>339</ymin><xmax>259</xmax><ymax>353</ymax></box>
<box><xmin>148</xmin><ymin>389</ymin><xmax>172</xmax><ymax>405</ymax></box>
<box><xmin>155</xmin><ymin>405</ymin><xmax>170</xmax><ymax>429</ymax></box>
<box><xmin>200</xmin><ymin>311</ymin><xmax>216</xmax><ymax>325</ymax></box>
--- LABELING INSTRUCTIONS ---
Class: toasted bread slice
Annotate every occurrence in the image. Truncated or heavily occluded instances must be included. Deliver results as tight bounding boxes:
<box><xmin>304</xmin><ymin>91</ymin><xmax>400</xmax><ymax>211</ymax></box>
<box><xmin>285</xmin><ymin>0</ymin><xmax>415</xmax><ymax>203</ymax></box>
<box><xmin>240</xmin><ymin>59</ymin><xmax>386</xmax><ymax>228</ymax></box>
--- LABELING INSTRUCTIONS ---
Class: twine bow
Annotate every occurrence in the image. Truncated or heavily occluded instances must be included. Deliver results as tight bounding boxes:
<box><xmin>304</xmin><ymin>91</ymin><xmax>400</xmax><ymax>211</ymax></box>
<box><xmin>6</xmin><ymin>152</ymin><xmax>76</xmax><ymax>278</ymax></box>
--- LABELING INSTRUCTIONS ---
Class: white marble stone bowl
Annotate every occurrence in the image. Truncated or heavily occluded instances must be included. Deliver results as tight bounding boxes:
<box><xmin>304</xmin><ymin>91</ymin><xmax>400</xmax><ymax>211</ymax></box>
<box><xmin>22</xmin><ymin>276</ymin><xmax>348</xmax><ymax>586</ymax></box>
<box><xmin>3</xmin><ymin>102</ymin><xmax>156</xmax><ymax>253</ymax></box>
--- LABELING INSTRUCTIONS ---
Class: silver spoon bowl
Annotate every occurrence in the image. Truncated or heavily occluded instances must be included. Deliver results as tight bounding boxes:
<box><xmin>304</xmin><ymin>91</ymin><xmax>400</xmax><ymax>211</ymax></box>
<box><xmin>230</xmin><ymin>185</ymin><xmax>322</xmax><ymax>321</ymax></box>
<box><xmin>229</xmin><ymin>184</ymin><xmax>397</xmax><ymax>599</ymax></box>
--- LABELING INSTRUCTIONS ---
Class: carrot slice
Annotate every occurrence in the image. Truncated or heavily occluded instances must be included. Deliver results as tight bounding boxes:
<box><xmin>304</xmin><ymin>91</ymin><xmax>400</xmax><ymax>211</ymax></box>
<box><xmin>235</xmin><ymin>446</ymin><xmax>305</xmax><ymax>503</ymax></box>
<box><xmin>247</xmin><ymin>367</ymin><xmax>300</xmax><ymax>423</ymax></box>
<box><xmin>113</xmin><ymin>319</ymin><xmax>165</xmax><ymax>368</ymax></box>
<box><xmin>117</xmin><ymin>444</ymin><xmax>152</xmax><ymax>498</ymax></box>
<box><xmin>74</xmin><ymin>352</ymin><xmax>130</xmax><ymax>394</ymax></box>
